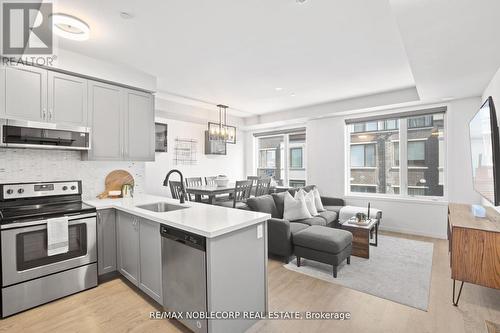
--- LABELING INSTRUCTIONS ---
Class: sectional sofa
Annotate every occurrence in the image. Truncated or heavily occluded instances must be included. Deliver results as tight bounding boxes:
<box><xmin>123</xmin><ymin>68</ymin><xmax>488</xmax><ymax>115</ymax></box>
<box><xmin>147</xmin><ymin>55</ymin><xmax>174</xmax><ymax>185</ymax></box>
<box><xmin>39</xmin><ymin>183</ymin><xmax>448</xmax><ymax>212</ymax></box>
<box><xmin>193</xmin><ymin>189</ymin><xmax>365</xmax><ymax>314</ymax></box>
<box><xmin>246</xmin><ymin>185</ymin><xmax>345</xmax><ymax>263</ymax></box>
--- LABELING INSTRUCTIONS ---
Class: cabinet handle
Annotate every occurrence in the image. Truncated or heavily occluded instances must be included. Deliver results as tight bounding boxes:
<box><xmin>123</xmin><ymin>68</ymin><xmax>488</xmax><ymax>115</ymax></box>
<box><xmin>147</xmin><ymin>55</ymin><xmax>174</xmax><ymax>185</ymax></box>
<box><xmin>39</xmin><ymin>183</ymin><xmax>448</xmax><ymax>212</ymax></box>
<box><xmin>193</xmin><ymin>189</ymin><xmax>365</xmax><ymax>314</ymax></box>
<box><xmin>42</xmin><ymin>109</ymin><xmax>47</xmax><ymax>120</ymax></box>
<box><xmin>48</xmin><ymin>109</ymin><xmax>53</xmax><ymax>120</ymax></box>
<box><xmin>97</xmin><ymin>212</ymin><xmax>101</xmax><ymax>224</ymax></box>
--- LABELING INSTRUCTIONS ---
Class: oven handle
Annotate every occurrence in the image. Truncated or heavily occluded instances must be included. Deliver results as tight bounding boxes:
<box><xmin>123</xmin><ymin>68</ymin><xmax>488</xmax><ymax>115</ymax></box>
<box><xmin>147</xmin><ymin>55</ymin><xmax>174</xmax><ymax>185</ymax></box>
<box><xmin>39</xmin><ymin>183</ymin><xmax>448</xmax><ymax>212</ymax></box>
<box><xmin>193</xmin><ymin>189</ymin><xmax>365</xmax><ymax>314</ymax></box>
<box><xmin>0</xmin><ymin>212</ymin><xmax>96</xmax><ymax>230</ymax></box>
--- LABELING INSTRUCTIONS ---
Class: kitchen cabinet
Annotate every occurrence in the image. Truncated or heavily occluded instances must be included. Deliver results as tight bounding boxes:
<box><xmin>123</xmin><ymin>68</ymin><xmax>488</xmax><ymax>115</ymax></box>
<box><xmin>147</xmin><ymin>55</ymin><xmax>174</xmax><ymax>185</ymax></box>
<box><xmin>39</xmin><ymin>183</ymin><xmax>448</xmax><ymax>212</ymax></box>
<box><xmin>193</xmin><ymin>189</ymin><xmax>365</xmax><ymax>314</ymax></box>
<box><xmin>116</xmin><ymin>212</ymin><xmax>140</xmax><ymax>285</ymax></box>
<box><xmin>116</xmin><ymin>212</ymin><xmax>162</xmax><ymax>304</ymax></box>
<box><xmin>86</xmin><ymin>81</ymin><xmax>123</xmax><ymax>160</ymax></box>
<box><xmin>124</xmin><ymin>89</ymin><xmax>155</xmax><ymax>161</ymax></box>
<box><xmin>0</xmin><ymin>65</ymin><xmax>47</xmax><ymax>121</ymax></box>
<box><xmin>97</xmin><ymin>209</ymin><xmax>117</xmax><ymax>276</ymax></box>
<box><xmin>85</xmin><ymin>81</ymin><xmax>154</xmax><ymax>161</ymax></box>
<box><xmin>48</xmin><ymin>71</ymin><xmax>88</xmax><ymax>126</ymax></box>
<box><xmin>138</xmin><ymin>218</ymin><xmax>162</xmax><ymax>304</ymax></box>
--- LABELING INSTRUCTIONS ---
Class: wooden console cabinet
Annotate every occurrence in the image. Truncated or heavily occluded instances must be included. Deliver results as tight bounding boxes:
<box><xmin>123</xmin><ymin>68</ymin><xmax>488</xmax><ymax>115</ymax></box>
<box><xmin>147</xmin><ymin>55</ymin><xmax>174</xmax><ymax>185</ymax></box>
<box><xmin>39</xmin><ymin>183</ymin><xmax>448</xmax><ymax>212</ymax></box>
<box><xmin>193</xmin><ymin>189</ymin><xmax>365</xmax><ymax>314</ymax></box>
<box><xmin>447</xmin><ymin>203</ymin><xmax>500</xmax><ymax>306</ymax></box>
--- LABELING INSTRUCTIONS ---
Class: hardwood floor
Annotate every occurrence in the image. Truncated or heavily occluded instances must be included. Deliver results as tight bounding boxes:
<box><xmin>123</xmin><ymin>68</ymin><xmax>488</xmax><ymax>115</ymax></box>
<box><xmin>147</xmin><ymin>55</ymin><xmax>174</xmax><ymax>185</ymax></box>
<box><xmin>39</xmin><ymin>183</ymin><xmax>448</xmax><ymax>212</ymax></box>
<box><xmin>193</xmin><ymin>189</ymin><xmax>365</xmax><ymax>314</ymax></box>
<box><xmin>0</xmin><ymin>232</ymin><xmax>499</xmax><ymax>333</ymax></box>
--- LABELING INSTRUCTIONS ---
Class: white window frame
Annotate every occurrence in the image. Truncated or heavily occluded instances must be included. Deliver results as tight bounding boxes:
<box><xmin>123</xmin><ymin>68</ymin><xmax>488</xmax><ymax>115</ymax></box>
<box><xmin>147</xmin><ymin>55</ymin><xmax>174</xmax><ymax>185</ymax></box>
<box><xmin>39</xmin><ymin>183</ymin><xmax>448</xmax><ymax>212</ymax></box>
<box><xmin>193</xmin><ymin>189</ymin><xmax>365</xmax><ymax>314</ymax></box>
<box><xmin>254</xmin><ymin>131</ymin><xmax>307</xmax><ymax>186</ymax></box>
<box><xmin>345</xmin><ymin>109</ymin><xmax>448</xmax><ymax>202</ymax></box>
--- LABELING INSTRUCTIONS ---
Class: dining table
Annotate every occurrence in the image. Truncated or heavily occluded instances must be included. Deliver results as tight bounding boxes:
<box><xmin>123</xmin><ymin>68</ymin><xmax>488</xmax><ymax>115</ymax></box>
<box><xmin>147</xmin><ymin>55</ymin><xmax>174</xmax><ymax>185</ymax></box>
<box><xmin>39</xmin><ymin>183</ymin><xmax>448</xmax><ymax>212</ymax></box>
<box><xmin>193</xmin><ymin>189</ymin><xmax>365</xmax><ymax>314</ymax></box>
<box><xmin>186</xmin><ymin>182</ymin><xmax>295</xmax><ymax>205</ymax></box>
<box><xmin>185</xmin><ymin>184</ymin><xmax>235</xmax><ymax>205</ymax></box>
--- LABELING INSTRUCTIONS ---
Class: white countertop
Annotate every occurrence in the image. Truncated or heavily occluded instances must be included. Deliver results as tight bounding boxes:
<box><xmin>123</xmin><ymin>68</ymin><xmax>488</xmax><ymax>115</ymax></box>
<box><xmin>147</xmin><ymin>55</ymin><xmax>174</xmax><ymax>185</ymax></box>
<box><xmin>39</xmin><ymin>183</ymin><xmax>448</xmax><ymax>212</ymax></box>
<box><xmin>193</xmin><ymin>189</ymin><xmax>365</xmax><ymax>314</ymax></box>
<box><xmin>84</xmin><ymin>194</ymin><xmax>270</xmax><ymax>238</ymax></box>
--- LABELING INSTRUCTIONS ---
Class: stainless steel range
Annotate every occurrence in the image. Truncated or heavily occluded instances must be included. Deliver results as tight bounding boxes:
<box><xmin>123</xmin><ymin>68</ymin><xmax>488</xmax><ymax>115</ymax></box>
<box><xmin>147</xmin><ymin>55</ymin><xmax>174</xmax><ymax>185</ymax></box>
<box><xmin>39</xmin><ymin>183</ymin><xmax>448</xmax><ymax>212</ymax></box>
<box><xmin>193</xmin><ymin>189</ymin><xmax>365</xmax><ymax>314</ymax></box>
<box><xmin>0</xmin><ymin>181</ymin><xmax>97</xmax><ymax>317</ymax></box>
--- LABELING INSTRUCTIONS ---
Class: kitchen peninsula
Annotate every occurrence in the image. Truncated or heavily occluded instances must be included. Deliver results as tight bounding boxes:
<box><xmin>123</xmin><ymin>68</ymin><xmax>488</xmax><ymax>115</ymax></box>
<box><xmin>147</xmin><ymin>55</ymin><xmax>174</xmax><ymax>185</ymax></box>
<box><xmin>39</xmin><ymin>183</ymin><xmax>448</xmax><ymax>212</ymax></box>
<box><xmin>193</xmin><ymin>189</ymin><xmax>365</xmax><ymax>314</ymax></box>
<box><xmin>85</xmin><ymin>194</ymin><xmax>270</xmax><ymax>333</ymax></box>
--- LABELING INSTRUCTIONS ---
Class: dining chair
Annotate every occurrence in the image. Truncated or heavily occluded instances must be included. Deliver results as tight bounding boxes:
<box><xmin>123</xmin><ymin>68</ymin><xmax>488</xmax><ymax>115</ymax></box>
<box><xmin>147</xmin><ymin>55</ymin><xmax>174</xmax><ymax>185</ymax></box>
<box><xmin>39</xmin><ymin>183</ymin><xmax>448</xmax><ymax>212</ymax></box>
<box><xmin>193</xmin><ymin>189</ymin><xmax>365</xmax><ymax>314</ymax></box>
<box><xmin>247</xmin><ymin>176</ymin><xmax>260</xmax><ymax>196</ymax></box>
<box><xmin>185</xmin><ymin>177</ymin><xmax>203</xmax><ymax>201</ymax></box>
<box><xmin>254</xmin><ymin>177</ymin><xmax>271</xmax><ymax>197</ymax></box>
<box><xmin>216</xmin><ymin>180</ymin><xmax>253</xmax><ymax>209</ymax></box>
<box><xmin>169</xmin><ymin>181</ymin><xmax>188</xmax><ymax>201</ymax></box>
<box><xmin>205</xmin><ymin>176</ymin><xmax>217</xmax><ymax>186</ymax></box>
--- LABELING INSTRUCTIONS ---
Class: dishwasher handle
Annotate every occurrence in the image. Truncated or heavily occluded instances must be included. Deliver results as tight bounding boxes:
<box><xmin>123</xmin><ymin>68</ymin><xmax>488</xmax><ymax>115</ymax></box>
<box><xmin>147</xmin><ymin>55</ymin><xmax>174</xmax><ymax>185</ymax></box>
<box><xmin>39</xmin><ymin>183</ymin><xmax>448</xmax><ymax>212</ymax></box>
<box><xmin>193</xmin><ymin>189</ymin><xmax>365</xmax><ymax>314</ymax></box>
<box><xmin>160</xmin><ymin>224</ymin><xmax>206</xmax><ymax>252</ymax></box>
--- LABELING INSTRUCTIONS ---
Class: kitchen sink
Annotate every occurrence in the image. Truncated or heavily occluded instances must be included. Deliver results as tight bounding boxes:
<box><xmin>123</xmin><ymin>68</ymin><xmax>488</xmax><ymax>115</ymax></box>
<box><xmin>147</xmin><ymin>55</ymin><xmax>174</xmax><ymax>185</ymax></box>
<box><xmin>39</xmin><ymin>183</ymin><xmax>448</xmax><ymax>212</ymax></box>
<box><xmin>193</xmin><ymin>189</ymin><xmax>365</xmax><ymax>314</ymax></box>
<box><xmin>136</xmin><ymin>202</ymin><xmax>188</xmax><ymax>213</ymax></box>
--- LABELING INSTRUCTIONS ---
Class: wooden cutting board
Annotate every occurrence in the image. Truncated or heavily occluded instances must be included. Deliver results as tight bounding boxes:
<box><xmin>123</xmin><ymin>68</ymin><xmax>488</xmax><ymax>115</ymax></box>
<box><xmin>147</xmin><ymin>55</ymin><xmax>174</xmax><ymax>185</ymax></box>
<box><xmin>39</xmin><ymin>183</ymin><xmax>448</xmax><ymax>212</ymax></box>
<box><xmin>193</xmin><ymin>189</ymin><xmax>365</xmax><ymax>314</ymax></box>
<box><xmin>97</xmin><ymin>170</ymin><xmax>135</xmax><ymax>199</ymax></box>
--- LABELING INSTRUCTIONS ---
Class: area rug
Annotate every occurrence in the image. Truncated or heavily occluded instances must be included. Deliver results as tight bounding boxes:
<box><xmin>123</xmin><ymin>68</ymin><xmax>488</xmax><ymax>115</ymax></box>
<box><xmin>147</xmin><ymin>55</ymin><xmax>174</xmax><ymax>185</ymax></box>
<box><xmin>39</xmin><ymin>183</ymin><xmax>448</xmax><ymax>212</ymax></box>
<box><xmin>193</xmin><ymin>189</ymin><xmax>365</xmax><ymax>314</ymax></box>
<box><xmin>284</xmin><ymin>235</ymin><xmax>434</xmax><ymax>311</ymax></box>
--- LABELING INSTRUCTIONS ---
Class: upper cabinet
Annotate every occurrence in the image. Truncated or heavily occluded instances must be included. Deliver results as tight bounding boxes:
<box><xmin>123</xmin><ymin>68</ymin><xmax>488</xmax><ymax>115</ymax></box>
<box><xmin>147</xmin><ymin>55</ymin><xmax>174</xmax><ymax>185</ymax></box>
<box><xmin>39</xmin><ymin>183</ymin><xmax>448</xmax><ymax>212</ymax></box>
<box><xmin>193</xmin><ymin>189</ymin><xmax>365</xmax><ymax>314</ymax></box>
<box><xmin>48</xmin><ymin>71</ymin><xmax>88</xmax><ymax>127</ymax></box>
<box><xmin>86</xmin><ymin>81</ymin><xmax>123</xmax><ymax>161</ymax></box>
<box><xmin>0</xmin><ymin>65</ymin><xmax>47</xmax><ymax>122</ymax></box>
<box><xmin>124</xmin><ymin>89</ymin><xmax>155</xmax><ymax>161</ymax></box>
<box><xmin>0</xmin><ymin>65</ymin><xmax>87</xmax><ymax>127</ymax></box>
<box><xmin>84</xmin><ymin>82</ymin><xmax>154</xmax><ymax>161</ymax></box>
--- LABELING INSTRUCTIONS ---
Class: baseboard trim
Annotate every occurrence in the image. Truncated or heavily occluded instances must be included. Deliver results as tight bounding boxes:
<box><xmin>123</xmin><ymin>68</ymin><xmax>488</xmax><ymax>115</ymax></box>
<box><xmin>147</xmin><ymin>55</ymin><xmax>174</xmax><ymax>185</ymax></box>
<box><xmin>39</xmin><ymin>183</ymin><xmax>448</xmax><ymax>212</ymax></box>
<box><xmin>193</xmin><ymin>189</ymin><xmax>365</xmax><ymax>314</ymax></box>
<box><xmin>379</xmin><ymin>225</ymin><xmax>446</xmax><ymax>240</ymax></box>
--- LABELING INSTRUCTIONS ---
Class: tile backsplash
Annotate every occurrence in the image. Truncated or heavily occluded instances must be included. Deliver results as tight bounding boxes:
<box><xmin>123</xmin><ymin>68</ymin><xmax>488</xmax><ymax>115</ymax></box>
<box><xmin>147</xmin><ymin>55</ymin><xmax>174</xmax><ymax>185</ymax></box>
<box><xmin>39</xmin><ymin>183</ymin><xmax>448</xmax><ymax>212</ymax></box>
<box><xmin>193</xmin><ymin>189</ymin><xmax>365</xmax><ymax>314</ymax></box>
<box><xmin>0</xmin><ymin>149</ymin><xmax>145</xmax><ymax>199</ymax></box>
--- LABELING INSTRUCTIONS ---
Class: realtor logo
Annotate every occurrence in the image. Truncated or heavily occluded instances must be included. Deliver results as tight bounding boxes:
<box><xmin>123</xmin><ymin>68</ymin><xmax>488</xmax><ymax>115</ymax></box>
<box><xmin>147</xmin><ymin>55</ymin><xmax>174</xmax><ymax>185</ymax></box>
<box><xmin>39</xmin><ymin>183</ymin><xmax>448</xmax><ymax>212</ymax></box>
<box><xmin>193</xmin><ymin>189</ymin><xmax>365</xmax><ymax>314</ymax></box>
<box><xmin>2</xmin><ymin>2</ymin><xmax>53</xmax><ymax>55</ymax></box>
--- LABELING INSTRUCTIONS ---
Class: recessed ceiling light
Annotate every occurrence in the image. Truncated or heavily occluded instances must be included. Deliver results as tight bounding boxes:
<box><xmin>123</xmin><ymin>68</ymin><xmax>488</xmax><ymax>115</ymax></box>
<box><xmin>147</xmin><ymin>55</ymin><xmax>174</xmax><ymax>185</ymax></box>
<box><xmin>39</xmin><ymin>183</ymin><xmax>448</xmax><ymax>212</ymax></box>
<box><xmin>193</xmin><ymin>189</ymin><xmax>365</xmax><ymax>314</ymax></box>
<box><xmin>51</xmin><ymin>14</ymin><xmax>90</xmax><ymax>41</ymax></box>
<box><xmin>275</xmin><ymin>87</ymin><xmax>283</xmax><ymax>91</ymax></box>
<box><xmin>120</xmin><ymin>11</ymin><xmax>134</xmax><ymax>19</ymax></box>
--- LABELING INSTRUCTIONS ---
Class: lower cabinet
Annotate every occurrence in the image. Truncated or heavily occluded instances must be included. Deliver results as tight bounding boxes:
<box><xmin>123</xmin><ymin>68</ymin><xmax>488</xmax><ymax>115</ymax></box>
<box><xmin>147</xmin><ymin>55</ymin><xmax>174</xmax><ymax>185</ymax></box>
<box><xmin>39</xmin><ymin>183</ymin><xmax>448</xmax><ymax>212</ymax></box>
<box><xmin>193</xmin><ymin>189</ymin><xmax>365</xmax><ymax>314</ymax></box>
<box><xmin>138</xmin><ymin>218</ymin><xmax>162</xmax><ymax>303</ymax></box>
<box><xmin>116</xmin><ymin>211</ymin><xmax>162</xmax><ymax>304</ymax></box>
<box><xmin>97</xmin><ymin>209</ymin><xmax>117</xmax><ymax>275</ymax></box>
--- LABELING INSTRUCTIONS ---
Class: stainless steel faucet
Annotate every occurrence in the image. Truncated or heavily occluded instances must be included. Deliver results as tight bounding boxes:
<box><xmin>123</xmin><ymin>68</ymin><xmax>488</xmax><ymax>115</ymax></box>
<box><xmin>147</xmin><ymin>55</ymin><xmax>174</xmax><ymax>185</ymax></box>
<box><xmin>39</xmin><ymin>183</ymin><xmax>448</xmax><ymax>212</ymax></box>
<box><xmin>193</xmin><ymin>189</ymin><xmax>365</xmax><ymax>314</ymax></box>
<box><xmin>163</xmin><ymin>169</ymin><xmax>187</xmax><ymax>204</ymax></box>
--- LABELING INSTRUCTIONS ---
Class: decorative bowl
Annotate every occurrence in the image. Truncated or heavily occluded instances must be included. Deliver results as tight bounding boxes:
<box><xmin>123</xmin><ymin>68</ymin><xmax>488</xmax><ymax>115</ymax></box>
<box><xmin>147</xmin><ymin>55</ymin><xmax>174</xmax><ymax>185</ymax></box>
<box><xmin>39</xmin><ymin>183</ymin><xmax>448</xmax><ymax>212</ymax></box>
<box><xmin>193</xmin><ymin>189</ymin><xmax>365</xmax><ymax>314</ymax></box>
<box><xmin>215</xmin><ymin>177</ymin><xmax>229</xmax><ymax>187</ymax></box>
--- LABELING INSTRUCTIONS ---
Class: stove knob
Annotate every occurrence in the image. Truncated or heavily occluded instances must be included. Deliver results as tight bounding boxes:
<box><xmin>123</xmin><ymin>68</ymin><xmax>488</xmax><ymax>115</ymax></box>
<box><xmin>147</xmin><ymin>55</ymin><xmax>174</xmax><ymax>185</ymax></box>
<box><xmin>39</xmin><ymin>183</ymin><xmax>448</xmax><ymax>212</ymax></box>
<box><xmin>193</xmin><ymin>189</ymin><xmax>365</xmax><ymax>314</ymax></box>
<box><xmin>17</xmin><ymin>188</ymin><xmax>24</xmax><ymax>194</ymax></box>
<box><xmin>62</xmin><ymin>186</ymin><xmax>68</xmax><ymax>191</ymax></box>
<box><xmin>71</xmin><ymin>186</ymin><xmax>77</xmax><ymax>190</ymax></box>
<box><xmin>6</xmin><ymin>189</ymin><xmax>13</xmax><ymax>195</ymax></box>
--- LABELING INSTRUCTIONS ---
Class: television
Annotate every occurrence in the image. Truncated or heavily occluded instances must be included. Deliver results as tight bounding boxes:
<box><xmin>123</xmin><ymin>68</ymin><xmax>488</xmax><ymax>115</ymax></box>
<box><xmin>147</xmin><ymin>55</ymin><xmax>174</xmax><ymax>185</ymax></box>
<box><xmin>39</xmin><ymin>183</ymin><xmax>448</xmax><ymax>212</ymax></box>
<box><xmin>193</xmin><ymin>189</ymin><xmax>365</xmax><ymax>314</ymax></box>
<box><xmin>469</xmin><ymin>96</ymin><xmax>500</xmax><ymax>205</ymax></box>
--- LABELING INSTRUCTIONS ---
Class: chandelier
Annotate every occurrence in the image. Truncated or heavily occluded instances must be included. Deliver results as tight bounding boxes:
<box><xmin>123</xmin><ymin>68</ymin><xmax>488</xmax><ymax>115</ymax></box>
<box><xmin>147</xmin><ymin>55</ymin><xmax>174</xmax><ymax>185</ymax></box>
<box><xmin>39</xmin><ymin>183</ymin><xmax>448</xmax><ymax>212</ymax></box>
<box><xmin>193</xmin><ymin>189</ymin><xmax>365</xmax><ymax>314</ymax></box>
<box><xmin>208</xmin><ymin>104</ymin><xmax>236</xmax><ymax>144</ymax></box>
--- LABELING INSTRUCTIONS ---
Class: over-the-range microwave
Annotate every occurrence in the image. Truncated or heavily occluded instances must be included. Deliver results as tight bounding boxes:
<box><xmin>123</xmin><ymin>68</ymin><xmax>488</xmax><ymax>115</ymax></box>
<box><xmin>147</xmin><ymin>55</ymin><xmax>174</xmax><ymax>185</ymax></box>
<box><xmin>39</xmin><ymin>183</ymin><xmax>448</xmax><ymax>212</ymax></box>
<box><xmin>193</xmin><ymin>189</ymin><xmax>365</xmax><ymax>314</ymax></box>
<box><xmin>0</xmin><ymin>119</ymin><xmax>91</xmax><ymax>151</ymax></box>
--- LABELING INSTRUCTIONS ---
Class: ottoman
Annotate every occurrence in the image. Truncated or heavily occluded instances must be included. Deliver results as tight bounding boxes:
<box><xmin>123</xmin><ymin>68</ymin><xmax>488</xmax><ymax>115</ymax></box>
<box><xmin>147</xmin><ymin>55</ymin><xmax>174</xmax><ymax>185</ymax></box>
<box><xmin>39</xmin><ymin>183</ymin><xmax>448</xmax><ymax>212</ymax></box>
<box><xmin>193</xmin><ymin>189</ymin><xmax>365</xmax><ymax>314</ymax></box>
<box><xmin>293</xmin><ymin>226</ymin><xmax>353</xmax><ymax>278</ymax></box>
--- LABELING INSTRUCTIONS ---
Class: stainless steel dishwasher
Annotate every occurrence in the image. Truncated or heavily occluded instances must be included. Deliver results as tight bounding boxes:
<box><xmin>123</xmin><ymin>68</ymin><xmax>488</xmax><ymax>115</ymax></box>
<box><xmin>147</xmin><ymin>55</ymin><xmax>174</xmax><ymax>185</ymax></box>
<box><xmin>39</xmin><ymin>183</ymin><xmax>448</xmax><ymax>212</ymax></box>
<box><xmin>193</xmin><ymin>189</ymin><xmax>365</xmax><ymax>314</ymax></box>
<box><xmin>160</xmin><ymin>224</ymin><xmax>208</xmax><ymax>333</ymax></box>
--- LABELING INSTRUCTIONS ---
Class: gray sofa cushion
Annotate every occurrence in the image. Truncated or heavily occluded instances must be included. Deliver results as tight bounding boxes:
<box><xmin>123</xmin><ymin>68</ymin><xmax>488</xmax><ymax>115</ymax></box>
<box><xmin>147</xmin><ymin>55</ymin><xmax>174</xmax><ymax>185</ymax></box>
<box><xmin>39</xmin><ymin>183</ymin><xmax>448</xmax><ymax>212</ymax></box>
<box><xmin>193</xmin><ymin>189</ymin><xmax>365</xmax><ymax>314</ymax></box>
<box><xmin>271</xmin><ymin>192</ymin><xmax>286</xmax><ymax>218</ymax></box>
<box><xmin>290</xmin><ymin>222</ymin><xmax>309</xmax><ymax>236</ymax></box>
<box><xmin>317</xmin><ymin>210</ymin><xmax>337</xmax><ymax>224</ymax></box>
<box><xmin>293</xmin><ymin>226</ymin><xmax>353</xmax><ymax>254</ymax></box>
<box><xmin>247</xmin><ymin>195</ymin><xmax>279</xmax><ymax>218</ymax></box>
<box><xmin>292</xmin><ymin>216</ymin><xmax>327</xmax><ymax>226</ymax></box>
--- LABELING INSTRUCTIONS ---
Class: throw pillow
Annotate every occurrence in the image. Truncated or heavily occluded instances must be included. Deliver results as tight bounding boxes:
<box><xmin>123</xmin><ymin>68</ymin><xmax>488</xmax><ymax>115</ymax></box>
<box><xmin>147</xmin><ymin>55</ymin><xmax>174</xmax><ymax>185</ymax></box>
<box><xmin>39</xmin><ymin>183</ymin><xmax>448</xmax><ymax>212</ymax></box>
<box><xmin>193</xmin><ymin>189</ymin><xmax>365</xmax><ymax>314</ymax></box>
<box><xmin>295</xmin><ymin>189</ymin><xmax>319</xmax><ymax>216</ymax></box>
<box><xmin>312</xmin><ymin>188</ymin><xmax>325</xmax><ymax>212</ymax></box>
<box><xmin>283</xmin><ymin>191</ymin><xmax>312</xmax><ymax>221</ymax></box>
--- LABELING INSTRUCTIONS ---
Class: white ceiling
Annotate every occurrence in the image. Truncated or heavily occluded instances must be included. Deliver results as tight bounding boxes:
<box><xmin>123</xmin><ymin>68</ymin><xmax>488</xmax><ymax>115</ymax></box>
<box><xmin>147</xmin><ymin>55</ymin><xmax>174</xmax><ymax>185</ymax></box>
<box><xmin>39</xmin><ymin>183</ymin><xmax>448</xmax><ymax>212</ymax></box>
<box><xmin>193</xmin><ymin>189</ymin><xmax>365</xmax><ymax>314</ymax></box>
<box><xmin>52</xmin><ymin>0</ymin><xmax>500</xmax><ymax>118</ymax></box>
<box><xmin>52</xmin><ymin>0</ymin><xmax>415</xmax><ymax>116</ymax></box>
<box><xmin>390</xmin><ymin>0</ymin><xmax>500</xmax><ymax>101</ymax></box>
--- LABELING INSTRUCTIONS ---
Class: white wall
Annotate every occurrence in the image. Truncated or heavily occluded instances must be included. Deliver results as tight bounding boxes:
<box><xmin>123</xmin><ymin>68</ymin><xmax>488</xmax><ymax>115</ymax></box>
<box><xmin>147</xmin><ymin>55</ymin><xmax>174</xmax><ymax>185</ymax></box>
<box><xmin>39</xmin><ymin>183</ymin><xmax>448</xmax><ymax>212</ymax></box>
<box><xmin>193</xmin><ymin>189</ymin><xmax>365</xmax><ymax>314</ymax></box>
<box><xmin>305</xmin><ymin>97</ymin><xmax>481</xmax><ymax>239</ymax></box>
<box><xmin>145</xmin><ymin>118</ymin><xmax>245</xmax><ymax>197</ymax></box>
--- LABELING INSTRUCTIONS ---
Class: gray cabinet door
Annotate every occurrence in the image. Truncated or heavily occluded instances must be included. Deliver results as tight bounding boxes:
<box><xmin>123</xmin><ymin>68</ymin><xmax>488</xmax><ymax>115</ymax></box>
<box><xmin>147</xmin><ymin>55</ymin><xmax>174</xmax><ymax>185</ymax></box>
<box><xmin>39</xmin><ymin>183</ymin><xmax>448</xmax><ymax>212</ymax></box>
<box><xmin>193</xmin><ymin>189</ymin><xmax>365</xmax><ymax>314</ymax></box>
<box><xmin>87</xmin><ymin>81</ymin><xmax>123</xmax><ymax>160</ymax></box>
<box><xmin>48</xmin><ymin>71</ymin><xmax>88</xmax><ymax>126</ymax></box>
<box><xmin>116</xmin><ymin>212</ymin><xmax>139</xmax><ymax>286</ymax></box>
<box><xmin>124</xmin><ymin>89</ymin><xmax>154</xmax><ymax>161</ymax></box>
<box><xmin>0</xmin><ymin>65</ymin><xmax>47</xmax><ymax>121</ymax></box>
<box><xmin>97</xmin><ymin>209</ymin><xmax>117</xmax><ymax>276</ymax></box>
<box><xmin>138</xmin><ymin>218</ymin><xmax>162</xmax><ymax>304</ymax></box>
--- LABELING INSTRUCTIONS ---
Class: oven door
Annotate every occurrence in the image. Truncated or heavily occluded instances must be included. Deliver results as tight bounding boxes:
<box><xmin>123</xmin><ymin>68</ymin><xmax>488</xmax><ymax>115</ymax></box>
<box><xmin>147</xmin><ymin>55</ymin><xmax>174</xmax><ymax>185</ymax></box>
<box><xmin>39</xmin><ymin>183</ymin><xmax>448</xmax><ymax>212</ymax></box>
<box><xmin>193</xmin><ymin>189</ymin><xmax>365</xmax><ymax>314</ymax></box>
<box><xmin>1</xmin><ymin>214</ymin><xmax>97</xmax><ymax>287</ymax></box>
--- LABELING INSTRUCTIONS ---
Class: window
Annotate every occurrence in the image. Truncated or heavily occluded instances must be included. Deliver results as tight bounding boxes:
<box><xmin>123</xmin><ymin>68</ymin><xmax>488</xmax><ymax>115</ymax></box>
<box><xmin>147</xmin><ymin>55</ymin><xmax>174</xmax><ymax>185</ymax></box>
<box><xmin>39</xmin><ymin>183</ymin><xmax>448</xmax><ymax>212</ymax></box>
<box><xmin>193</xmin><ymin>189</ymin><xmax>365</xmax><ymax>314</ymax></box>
<box><xmin>408</xmin><ymin>141</ymin><xmax>426</xmax><ymax>167</ymax></box>
<box><xmin>351</xmin><ymin>144</ymin><xmax>376</xmax><ymax>167</ymax></box>
<box><xmin>289</xmin><ymin>179</ymin><xmax>306</xmax><ymax>188</ymax></box>
<box><xmin>290</xmin><ymin>147</ymin><xmax>303</xmax><ymax>169</ymax></box>
<box><xmin>256</xmin><ymin>131</ymin><xmax>306</xmax><ymax>187</ymax></box>
<box><xmin>347</xmin><ymin>111</ymin><xmax>445</xmax><ymax>198</ymax></box>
